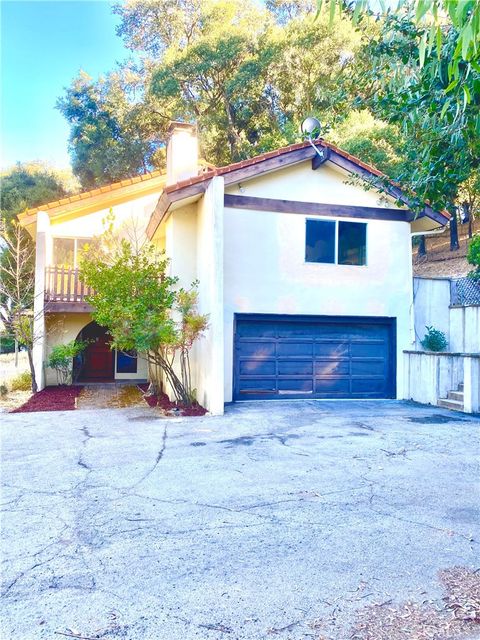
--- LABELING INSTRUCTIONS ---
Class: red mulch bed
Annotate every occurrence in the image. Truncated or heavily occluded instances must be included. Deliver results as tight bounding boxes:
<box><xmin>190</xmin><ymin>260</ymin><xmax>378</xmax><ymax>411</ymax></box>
<box><xmin>11</xmin><ymin>385</ymin><xmax>84</xmax><ymax>413</ymax></box>
<box><xmin>138</xmin><ymin>384</ymin><xmax>207</xmax><ymax>416</ymax></box>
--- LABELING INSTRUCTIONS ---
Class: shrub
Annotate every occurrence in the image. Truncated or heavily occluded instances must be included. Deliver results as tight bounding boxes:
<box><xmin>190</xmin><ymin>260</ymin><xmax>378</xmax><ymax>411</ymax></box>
<box><xmin>9</xmin><ymin>371</ymin><xmax>32</xmax><ymax>391</ymax></box>
<box><xmin>0</xmin><ymin>384</ymin><xmax>8</xmax><ymax>398</ymax></box>
<box><xmin>420</xmin><ymin>326</ymin><xmax>448</xmax><ymax>352</ymax></box>
<box><xmin>47</xmin><ymin>340</ymin><xmax>88</xmax><ymax>385</ymax></box>
<box><xmin>467</xmin><ymin>233</ymin><xmax>480</xmax><ymax>281</ymax></box>
<box><xmin>0</xmin><ymin>334</ymin><xmax>15</xmax><ymax>354</ymax></box>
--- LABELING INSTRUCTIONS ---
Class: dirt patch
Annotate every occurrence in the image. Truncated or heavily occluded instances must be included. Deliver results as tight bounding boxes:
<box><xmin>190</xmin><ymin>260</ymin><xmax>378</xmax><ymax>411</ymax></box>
<box><xmin>139</xmin><ymin>385</ymin><xmax>207</xmax><ymax>416</ymax></box>
<box><xmin>106</xmin><ymin>385</ymin><xmax>145</xmax><ymax>408</ymax></box>
<box><xmin>0</xmin><ymin>389</ymin><xmax>32</xmax><ymax>412</ymax></box>
<box><xmin>76</xmin><ymin>384</ymin><xmax>146</xmax><ymax>410</ymax></box>
<box><xmin>313</xmin><ymin>567</ymin><xmax>480</xmax><ymax>640</ymax></box>
<box><xmin>412</xmin><ymin>219</ymin><xmax>478</xmax><ymax>278</ymax></box>
<box><xmin>10</xmin><ymin>386</ymin><xmax>83</xmax><ymax>413</ymax></box>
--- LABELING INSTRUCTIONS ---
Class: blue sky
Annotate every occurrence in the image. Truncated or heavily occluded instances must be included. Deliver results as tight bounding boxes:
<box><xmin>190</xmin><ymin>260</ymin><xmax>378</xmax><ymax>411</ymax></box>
<box><xmin>1</xmin><ymin>0</ymin><xmax>128</xmax><ymax>170</ymax></box>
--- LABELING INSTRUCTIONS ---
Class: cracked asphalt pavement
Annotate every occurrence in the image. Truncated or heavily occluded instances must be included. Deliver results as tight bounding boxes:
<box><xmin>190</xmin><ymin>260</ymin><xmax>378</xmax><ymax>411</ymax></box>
<box><xmin>1</xmin><ymin>400</ymin><xmax>479</xmax><ymax>639</ymax></box>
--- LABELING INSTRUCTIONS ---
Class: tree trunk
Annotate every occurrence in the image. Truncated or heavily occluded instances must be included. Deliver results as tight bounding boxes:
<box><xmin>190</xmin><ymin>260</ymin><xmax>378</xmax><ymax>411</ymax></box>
<box><xmin>449</xmin><ymin>209</ymin><xmax>459</xmax><ymax>251</ymax></box>
<box><xmin>26</xmin><ymin>347</ymin><xmax>38</xmax><ymax>393</ymax></box>
<box><xmin>418</xmin><ymin>236</ymin><xmax>427</xmax><ymax>256</ymax></box>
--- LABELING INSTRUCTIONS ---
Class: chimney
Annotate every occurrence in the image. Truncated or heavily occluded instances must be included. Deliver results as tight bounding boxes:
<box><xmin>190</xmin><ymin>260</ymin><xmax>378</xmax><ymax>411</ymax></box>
<box><xmin>166</xmin><ymin>121</ymin><xmax>199</xmax><ymax>186</ymax></box>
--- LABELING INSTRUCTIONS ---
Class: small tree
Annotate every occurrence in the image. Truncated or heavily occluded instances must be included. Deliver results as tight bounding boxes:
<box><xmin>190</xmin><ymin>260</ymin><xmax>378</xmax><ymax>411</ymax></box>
<box><xmin>467</xmin><ymin>234</ymin><xmax>480</xmax><ymax>282</ymax></box>
<box><xmin>80</xmin><ymin>239</ymin><xmax>208</xmax><ymax>405</ymax></box>
<box><xmin>0</xmin><ymin>218</ymin><xmax>39</xmax><ymax>392</ymax></box>
<box><xmin>47</xmin><ymin>340</ymin><xmax>88</xmax><ymax>385</ymax></box>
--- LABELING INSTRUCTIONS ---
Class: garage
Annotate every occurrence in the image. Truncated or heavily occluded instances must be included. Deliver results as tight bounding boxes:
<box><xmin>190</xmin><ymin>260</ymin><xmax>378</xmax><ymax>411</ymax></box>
<box><xmin>234</xmin><ymin>315</ymin><xmax>396</xmax><ymax>400</ymax></box>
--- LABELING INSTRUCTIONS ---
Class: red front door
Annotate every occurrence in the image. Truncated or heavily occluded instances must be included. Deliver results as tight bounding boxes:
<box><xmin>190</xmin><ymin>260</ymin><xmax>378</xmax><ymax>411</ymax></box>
<box><xmin>82</xmin><ymin>334</ymin><xmax>114</xmax><ymax>381</ymax></box>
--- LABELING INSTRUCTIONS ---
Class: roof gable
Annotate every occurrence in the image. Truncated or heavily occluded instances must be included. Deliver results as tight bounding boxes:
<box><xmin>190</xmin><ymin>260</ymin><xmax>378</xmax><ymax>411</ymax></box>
<box><xmin>18</xmin><ymin>170</ymin><xmax>167</xmax><ymax>230</ymax></box>
<box><xmin>146</xmin><ymin>140</ymin><xmax>449</xmax><ymax>239</ymax></box>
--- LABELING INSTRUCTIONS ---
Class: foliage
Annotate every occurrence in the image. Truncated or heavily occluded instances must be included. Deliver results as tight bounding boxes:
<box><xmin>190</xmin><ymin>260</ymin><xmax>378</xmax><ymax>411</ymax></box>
<box><xmin>458</xmin><ymin>170</ymin><xmax>480</xmax><ymax>238</ymax></box>
<box><xmin>467</xmin><ymin>234</ymin><xmax>480</xmax><ymax>281</ymax></box>
<box><xmin>9</xmin><ymin>370</ymin><xmax>32</xmax><ymax>392</ymax></box>
<box><xmin>0</xmin><ymin>162</ymin><xmax>75</xmax><ymax>228</ymax></box>
<box><xmin>56</xmin><ymin>71</ymin><xmax>165</xmax><ymax>189</ymax></box>
<box><xmin>0</xmin><ymin>334</ymin><xmax>15</xmax><ymax>354</ymax></box>
<box><xmin>60</xmin><ymin>0</ymin><xmax>369</xmax><ymax>184</ymax></box>
<box><xmin>0</xmin><ymin>219</ymin><xmax>39</xmax><ymax>392</ymax></box>
<box><xmin>80</xmin><ymin>239</ymin><xmax>208</xmax><ymax>405</ymax></box>
<box><xmin>348</xmin><ymin>9</ymin><xmax>480</xmax><ymax>215</ymax></box>
<box><xmin>317</xmin><ymin>0</ymin><xmax>480</xmax><ymax>85</ymax></box>
<box><xmin>420</xmin><ymin>325</ymin><xmax>448</xmax><ymax>352</ymax></box>
<box><xmin>47</xmin><ymin>340</ymin><xmax>88</xmax><ymax>385</ymax></box>
<box><xmin>0</xmin><ymin>163</ymin><xmax>78</xmax><ymax>390</ymax></box>
<box><xmin>329</xmin><ymin>110</ymin><xmax>405</xmax><ymax>178</ymax></box>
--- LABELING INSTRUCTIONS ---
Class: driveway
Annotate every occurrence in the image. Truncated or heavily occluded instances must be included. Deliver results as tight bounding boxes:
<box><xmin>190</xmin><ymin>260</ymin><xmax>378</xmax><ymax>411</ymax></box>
<box><xmin>1</xmin><ymin>401</ymin><xmax>479</xmax><ymax>639</ymax></box>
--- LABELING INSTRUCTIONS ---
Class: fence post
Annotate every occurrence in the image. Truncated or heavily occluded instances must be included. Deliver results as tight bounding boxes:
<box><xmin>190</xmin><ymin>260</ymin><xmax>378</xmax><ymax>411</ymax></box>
<box><xmin>463</xmin><ymin>357</ymin><xmax>480</xmax><ymax>414</ymax></box>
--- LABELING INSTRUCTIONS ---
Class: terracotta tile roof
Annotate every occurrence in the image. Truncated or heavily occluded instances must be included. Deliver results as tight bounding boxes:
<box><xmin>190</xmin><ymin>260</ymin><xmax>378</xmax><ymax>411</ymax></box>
<box><xmin>163</xmin><ymin>140</ymin><xmax>385</xmax><ymax>194</ymax></box>
<box><xmin>20</xmin><ymin>169</ymin><xmax>167</xmax><ymax>218</ymax></box>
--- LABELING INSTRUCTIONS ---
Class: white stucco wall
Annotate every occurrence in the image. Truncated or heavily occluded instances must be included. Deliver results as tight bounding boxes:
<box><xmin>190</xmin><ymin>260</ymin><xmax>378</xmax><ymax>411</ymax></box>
<box><xmin>46</xmin><ymin>191</ymin><xmax>163</xmax><ymax>263</ymax></box>
<box><xmin>194</xmin><ymin>178</ymin><xmax>225</xmax><ymax>414</ymax></box>
<box><xmin>413</xmin><ymin>277</ymin><xmax>480</xmax><ymax>354</ymax></box>
<box><xmin>450</xmin><ymin>306</ymin><xmax>480</xmax><ymax>353</ymax></box>
<box><xmin>403</xmin><ymin>351</ymin><xmax>464</xmax><ymax>406</ymax></box>
<box><xmin>223</xmin><ymin>160</ymin><xmax>415</xmax><ymax>401</ymax></box>
<box><xmin>161</xmin><ymin>182</ymin><xmax>224</xmax><ymax>414</ymax></box>
<box><xmin>413</xmin><ymin>277</ymin><xmax>451</xmax><ymax>348</ymax></box>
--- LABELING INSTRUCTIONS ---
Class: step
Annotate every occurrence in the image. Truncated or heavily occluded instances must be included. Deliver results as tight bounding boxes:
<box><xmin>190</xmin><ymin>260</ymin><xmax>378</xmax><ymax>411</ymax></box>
<box><xmin>438</xmin><ymin>398</ymin><xmax>464</xmax><ymax>412</ymax></box>
<box><xmin>448</xmin><ymin>391</ymin><xmax>464</xmax><ymax>402</ymax></box>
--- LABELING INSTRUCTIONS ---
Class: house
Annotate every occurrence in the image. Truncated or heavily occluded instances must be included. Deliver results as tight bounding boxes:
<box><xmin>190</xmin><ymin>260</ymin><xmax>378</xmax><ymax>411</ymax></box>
<box><xmin>20</xmin><ymin>122</ymin><xmax>449</xmax><ymax>414</ymax></box>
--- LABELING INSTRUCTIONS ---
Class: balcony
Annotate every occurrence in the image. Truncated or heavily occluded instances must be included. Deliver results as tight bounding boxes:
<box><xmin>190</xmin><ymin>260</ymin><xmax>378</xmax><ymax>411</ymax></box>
<box><xmin>44</xmin><ymin>266</ymin><xmax>94</xmax><ymax>313</ymax></box>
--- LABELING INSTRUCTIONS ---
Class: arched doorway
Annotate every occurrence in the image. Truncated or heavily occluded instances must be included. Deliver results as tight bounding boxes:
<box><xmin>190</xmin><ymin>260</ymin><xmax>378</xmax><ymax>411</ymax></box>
<box><xmin>75</xmin><ymin>321</ymin><xmax>114</xmax><ymax>382</ymax></box>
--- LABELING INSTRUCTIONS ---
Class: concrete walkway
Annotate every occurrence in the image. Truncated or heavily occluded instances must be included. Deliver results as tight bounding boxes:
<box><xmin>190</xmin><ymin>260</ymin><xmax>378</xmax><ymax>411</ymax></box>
<box><xmin>76</xmin><ymin>383</ymin><xmax>146</xmax><ymax>409</ymax></box>
<box><xmin>1</xmin><ymin>400</ymin><xmax>479</xmax><ymax>639</ymax></box>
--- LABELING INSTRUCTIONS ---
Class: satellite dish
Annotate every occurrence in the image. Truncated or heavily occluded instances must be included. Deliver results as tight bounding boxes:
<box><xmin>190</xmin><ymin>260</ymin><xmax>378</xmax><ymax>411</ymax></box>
<box><xmin>301</xmin><ymin>116</ymin><xmax>321</xmax><ymax>138</ymax></box>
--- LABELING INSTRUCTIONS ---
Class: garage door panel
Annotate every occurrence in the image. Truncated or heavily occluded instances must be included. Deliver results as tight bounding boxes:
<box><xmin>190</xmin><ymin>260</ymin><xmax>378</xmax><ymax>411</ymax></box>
<box><xmin>278</xmin><ymin>360</ymin><xmax>314</xmax><ymax>375</ymax></box>
<box><xmin>351</xmin><ymin>341</ymin><xmax>387</xmax><ymax>358</ymax></box>
<box><xmin>351</xmin><ymin>359</ymin><xmax>385</xmax><ymax>376</ymax></box>
<box><xmin>237</xmin><ymin>341</ymin><xmax>276</xmax><ymax>357</ymax></box>
<box><xmin>234</xmin><ymin>316</ymin><xmax>395</xmax><ymax>400</ymax></box>
<box><xmin>278</xmin><ymin>379</ymin><xmax>313</xmax><ymax>393</ymax></box>
<box><xmin>240</xmin><ymin>378</ymin><xmax>277</xmax><ymax>394</ymax></box>
<box><xmin>239</xmin><ymin>359</ymin><xmax>276</xmax><ymax>376</ymax></box>
<box><xmin>351</xmin><ymin>378</ymin><xmax>386</xmax><ymax>394</ymax></box>
<box><xmin>315</xmin><ymin>378</ymin><xmax>351</xmax><ymax>394</ymax></box>
<box><xmin>277</xmin><ymin>341</ymin><xmax>313</xmax><ymax>356</ymax></box>
<box><xmin>315</xmin><ymin>359</ymin><xmax>350</xmax><ymax>376</ymax></box>
<box><xmin>315</xmin><ymin>342</ymin><xmax>350</xmax><ymax>358</ymax></box>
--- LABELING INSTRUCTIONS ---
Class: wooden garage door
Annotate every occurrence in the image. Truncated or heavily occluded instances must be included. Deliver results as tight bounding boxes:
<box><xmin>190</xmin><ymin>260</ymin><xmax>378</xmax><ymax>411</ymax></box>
<box><xmin>234</xmin><ymin>315</ymin><xmax>396</xmax><ymax>400</ymax></box>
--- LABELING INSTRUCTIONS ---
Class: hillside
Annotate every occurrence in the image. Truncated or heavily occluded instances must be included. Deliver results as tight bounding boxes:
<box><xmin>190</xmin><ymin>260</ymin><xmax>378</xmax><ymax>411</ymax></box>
<box><xmin>413</xmin><ymin>219</ymin><xmax>478</xmax><ymax>278</ymax></box>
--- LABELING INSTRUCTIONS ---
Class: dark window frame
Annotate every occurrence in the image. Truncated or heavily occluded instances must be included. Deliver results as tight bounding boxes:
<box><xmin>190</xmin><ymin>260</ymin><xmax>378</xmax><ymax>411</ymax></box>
<box><xmin>116</xmin><ymin>349</ymin><xmax>138</xmax><ymax>374</ymax></box>
<box><xmin>305</xmin><ymin>218</ymin><xmax>367</xmax><ymax>266</ymax></box>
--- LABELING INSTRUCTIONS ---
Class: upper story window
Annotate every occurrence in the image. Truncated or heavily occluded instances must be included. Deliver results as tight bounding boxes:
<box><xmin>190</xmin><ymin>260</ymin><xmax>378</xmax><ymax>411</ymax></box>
<box><xmin>53</xmin><ymin>237</ymin><xmax>91</xmax><ymax>268</ymax></box>
<box><xmin>305</xmin><ymin>219</ymin><xmax>367</xmax><ymax>266</ymax></box>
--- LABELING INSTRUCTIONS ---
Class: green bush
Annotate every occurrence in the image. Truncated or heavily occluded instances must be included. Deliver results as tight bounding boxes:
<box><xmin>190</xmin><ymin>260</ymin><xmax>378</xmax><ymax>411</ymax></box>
<box><xmin>420</xmin><ymin>326</ymin><xmax>448</xmax><ymax>352</ymax></box>
<box><xmin>47</xmin><ymin>340</ymin><xmax>88</xmax><ymax>385</ymax></box>
<box><xmin>9</xmin><ymin>371</ymin><xmax>32</xmax><ymax>392</ymax></box>
<box><xmin>467</xmin><ymin>233</ymin><xmax>480</xmax><ymax>281</ymax></box>
<box><xmin>0</xmin><ymin>334</ymin><xmax>15</xmax><ymax>354</ymax></box>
